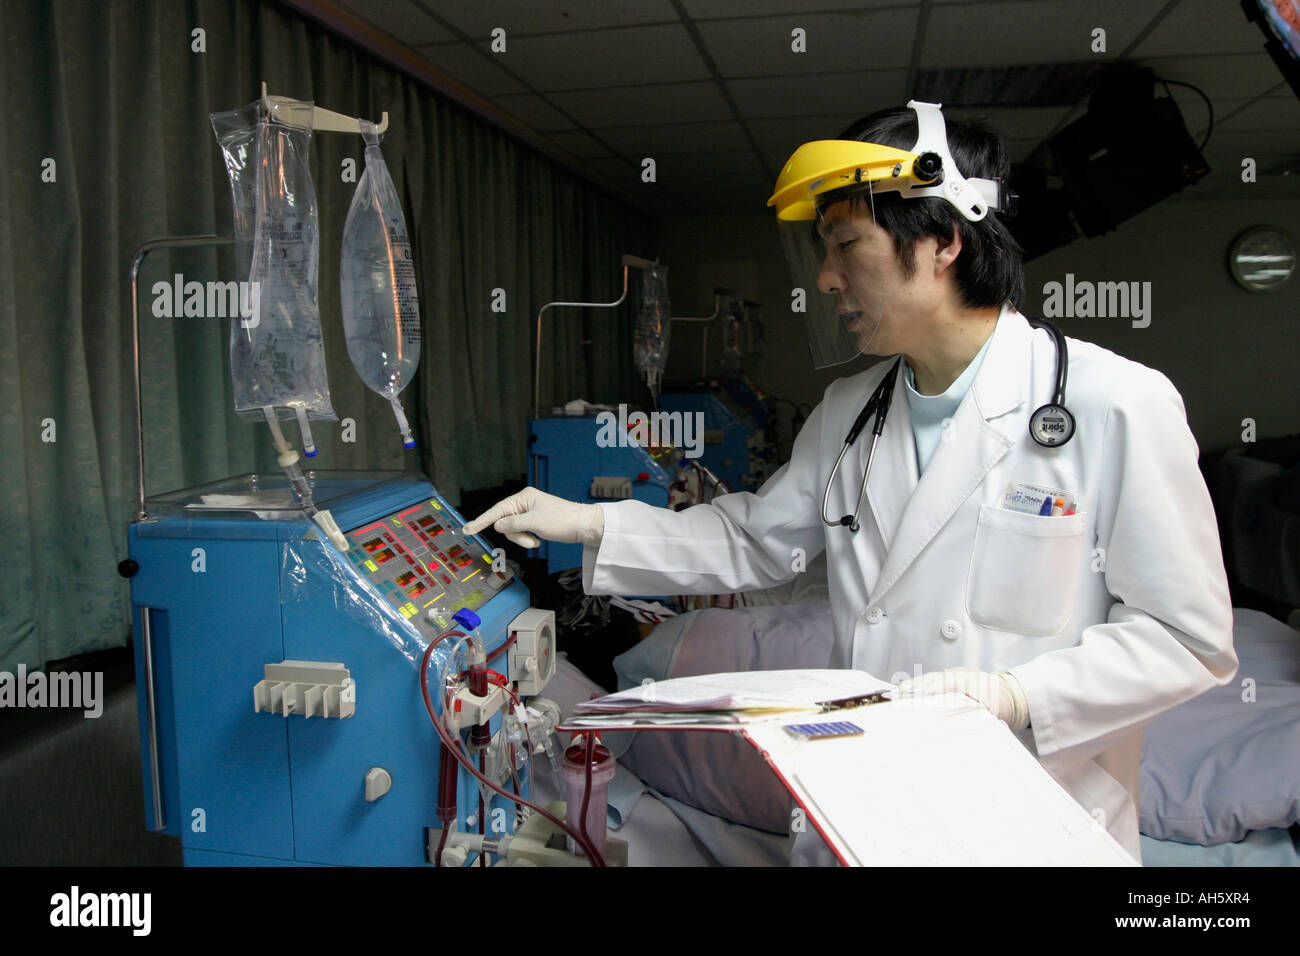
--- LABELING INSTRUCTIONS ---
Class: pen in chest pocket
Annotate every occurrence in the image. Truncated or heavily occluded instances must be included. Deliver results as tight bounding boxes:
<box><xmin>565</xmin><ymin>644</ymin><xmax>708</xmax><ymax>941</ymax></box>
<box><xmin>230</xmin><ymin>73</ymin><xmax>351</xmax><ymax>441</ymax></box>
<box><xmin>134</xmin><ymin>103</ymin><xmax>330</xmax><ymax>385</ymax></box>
<box><xmin>1002</xmin><ymin>480</ymin><xmax>1076</xmax><ymax>516</ymax></box>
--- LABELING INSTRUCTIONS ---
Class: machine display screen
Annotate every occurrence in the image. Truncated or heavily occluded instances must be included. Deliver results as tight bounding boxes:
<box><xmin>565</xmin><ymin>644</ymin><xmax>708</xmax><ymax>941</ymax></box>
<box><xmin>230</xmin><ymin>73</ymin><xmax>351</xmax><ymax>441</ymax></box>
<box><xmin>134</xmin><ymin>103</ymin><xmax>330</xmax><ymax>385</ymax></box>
<box><xmin>343</xmin><ymin>497</ymin><xmax>513</xmax><ymax>634</ymax></box>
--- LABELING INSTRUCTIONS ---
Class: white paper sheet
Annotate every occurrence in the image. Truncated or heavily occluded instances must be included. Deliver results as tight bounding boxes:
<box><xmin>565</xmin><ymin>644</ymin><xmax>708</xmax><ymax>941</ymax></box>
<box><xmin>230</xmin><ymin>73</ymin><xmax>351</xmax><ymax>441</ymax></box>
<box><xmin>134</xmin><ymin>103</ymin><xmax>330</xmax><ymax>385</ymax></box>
<box><xmin>573</xmin><ymin>669</ymin><xmax>894</xmax><ymax>714</ymax></box>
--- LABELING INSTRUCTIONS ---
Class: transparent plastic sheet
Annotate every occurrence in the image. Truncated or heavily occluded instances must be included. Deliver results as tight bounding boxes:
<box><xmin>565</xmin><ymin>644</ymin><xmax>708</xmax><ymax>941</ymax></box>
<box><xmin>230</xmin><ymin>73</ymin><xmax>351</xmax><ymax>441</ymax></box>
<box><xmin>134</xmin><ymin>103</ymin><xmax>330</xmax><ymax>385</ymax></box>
<box><xmin>633</xmin><ymin>265</ymin><xmax>670</xmax><ymax>392</ymax></box>
<box><xmin>776</xmin><ymin>189</ymin><xmax>883</xmax><ymax>369</ymax></box>
<box><xmin>211</xmin><ymin>102</ymin><xmax>259</xmax><ymax>294</ymax></box>
<box><xmin>340</xmin><ymin>120</ymin><xmax>421</xmax><ymax>449</ymax></box>
<box><xmin>280</xmin><ymin>529</ymin><xmax>444</xmax><ymax>671</ymax></box>
<box><xmin>211</xmin><ymin>99</ymin><xmax>336</xmax><ymax>423</ymax></box>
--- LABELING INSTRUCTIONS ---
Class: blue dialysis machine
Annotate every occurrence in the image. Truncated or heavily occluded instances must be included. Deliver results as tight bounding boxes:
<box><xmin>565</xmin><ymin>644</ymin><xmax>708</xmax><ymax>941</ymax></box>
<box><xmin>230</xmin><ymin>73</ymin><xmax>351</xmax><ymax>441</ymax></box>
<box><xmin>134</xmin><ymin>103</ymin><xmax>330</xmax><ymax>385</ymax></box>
<box><xmin>125</xmin><ymin>90</ymin><xmax>593</xmax><ymax>862</ymax></box>
<box><xmin>126</xmin><ymin>470</ymin><xmax>564</xmax><ymax>866</ymax></box>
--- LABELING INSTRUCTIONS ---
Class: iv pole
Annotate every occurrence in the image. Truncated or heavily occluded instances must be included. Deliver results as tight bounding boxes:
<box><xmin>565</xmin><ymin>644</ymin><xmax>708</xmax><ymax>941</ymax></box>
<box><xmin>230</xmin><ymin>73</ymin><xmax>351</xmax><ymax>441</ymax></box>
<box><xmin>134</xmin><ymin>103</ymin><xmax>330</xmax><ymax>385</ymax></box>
<box><xmin>532</xmin><ymin>253</ymin><xmax>658</xmax><ymax>421</ymax></box>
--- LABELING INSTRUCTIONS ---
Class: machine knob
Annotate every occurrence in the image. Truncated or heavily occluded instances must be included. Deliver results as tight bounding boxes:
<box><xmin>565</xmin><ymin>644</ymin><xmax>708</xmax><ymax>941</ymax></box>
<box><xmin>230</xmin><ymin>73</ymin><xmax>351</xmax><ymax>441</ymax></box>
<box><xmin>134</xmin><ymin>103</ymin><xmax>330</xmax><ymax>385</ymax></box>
<box><xmin>914</xmin><ymin>152</ymin><xmax>943</xmax><ymax>183</ymax></box>
<box><xmin>524</xmin><ymin>656</ymin><xmax>538</xmax><ymax>674</ymax></box>
<box><xmin>117</xmin><ymin>559</ymin><xmax>140</xmax><ymax>578</ymax></box>
<box><xmin>364</xmin><ymin>767</ymin><xmax>392</xmax><ymax>802</ymax></box>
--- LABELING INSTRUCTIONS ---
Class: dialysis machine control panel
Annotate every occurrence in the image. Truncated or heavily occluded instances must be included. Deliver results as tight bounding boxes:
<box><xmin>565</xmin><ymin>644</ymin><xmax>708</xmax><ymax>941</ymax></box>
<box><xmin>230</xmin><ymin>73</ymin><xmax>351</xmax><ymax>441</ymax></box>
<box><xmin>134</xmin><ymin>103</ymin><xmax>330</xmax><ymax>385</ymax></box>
<box><xmin>344</xmin><ymin>496</ymin><xmax>513</xmax><ymax>635</ymax></box>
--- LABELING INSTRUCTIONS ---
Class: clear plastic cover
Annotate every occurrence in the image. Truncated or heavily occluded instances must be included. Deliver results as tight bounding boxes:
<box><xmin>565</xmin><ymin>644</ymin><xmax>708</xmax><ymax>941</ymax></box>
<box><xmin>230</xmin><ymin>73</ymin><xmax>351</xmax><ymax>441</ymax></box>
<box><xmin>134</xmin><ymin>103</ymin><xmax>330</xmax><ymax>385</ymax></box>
<box><xmin>340</xmin><ymin>121</ymin><xmax>421</xmax><ymax>449</ymax></box>
<box><xmin>633</xmin><ymin>265</ymin><xmax>671</xmax><ymax>392</ymax></box>
<box><xmin>212</xmin><ymin>99</ymin><xmax>336</xmax><ymax>421</ymax></box>
<box><xmin>281</xmin><ymin>526</ymin><xmax>440</xmax><ymax>669</ymax></box>
<box><xmin>777</xmin><ymin>189</ymin><xmax>885</xmax><ymax>369</ymax></box>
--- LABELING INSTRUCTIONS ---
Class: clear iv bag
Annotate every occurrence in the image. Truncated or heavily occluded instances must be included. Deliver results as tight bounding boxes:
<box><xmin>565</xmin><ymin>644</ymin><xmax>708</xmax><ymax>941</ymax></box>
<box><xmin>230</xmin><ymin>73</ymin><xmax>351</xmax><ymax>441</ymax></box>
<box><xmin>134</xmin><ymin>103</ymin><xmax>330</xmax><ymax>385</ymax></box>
<box><xmin>339</xmin><ymin>121</ymin><xmax>421</xmax><ymax>449</ymax></box>
<box><xmin>211</xmin><ymin>99</ymin><xmax>336</xmax><ymax>436</ymax></box>
<box><xmin>634</xmin><ymin>265</ymin><xmax>670</xmax><ymax>393</ymax></box>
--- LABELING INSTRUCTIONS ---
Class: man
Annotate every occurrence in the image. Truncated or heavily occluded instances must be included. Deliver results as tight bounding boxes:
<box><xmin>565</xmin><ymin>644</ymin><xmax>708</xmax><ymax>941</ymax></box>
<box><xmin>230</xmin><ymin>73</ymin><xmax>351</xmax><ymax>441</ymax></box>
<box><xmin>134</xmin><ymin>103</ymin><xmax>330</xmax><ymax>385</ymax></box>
<box><xmin>465</xmin><ymin>102</ymin><xmax>1236</xmax><ymax>864</ymax></box>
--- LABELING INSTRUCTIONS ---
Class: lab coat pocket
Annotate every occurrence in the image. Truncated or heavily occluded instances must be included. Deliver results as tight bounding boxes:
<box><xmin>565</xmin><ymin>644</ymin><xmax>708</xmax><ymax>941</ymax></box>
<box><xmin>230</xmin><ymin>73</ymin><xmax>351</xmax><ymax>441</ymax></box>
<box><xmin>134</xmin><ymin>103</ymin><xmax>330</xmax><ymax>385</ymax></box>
<box><xmin>966</xmin><ymin>505</ymin><xmax>1087</xmax><ymax>637</ymax></box>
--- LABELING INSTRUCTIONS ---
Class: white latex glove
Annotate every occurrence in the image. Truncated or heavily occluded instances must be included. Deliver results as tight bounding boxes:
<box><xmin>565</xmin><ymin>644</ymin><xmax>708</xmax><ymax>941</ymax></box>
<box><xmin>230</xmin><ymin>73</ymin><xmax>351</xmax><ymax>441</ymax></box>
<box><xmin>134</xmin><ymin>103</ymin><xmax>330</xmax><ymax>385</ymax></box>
<box><xmin>894</xmin><ymin>667</ymin><xmax>1030</xmax><ymax>732</ymax></box>
<box><xmin>462</xmin><ymin>487</ymin><xmax>605</xmax><ymax>550</ymax></box>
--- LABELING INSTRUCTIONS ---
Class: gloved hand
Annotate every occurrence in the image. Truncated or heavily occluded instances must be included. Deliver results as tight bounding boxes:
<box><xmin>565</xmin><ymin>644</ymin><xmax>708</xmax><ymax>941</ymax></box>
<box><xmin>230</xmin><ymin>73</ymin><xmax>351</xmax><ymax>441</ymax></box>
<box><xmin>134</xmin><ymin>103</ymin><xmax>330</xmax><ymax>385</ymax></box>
<box><xmin>894</xmin><ymin>667</ymin><xmax>1030</xmax><ymax>732</ymax></box>
<box><xmin>462</xmin><ymin>487</ymin><xmax>605</xmax><ymax>550</ymax></box>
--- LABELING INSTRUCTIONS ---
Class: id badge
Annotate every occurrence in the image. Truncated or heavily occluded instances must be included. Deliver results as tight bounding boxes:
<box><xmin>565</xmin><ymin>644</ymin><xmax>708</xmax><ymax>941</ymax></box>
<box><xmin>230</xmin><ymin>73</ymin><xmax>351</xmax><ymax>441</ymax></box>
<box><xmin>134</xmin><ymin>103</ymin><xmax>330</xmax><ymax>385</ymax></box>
<box><xmin>1001</xmin><ymin>480</ymin><xmax>1076</xmax><ymax>515</ymax></box>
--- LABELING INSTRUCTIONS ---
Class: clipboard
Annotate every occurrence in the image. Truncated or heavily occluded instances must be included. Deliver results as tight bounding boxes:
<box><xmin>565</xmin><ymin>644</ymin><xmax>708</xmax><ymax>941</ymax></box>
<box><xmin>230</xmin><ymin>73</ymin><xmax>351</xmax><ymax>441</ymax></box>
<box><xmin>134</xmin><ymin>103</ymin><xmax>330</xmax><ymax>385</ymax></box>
<box><xmin>560</xmin><ymin>682</ymin><xmax>1137</xmax><ymax>867</ymax></box>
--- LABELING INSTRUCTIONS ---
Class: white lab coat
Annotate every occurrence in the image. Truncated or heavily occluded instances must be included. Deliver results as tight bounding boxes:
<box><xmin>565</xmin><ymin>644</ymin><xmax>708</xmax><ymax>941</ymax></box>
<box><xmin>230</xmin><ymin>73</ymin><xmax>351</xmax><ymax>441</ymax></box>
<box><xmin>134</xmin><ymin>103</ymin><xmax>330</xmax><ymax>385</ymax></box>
<box><xmin>583</xmin><ymin>305</ymin><xmax>1237</xmax><ymax>864</ymax></box>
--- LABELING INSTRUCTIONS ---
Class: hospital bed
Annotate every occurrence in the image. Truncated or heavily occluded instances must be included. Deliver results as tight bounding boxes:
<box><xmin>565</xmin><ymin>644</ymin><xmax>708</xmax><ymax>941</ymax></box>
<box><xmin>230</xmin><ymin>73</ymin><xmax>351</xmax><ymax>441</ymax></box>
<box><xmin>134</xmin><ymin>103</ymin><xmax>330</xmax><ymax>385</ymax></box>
<box><xmin>549</xmin><ymin>602</ymin><xmax>1299</xmax><ymax>867</ymax></box>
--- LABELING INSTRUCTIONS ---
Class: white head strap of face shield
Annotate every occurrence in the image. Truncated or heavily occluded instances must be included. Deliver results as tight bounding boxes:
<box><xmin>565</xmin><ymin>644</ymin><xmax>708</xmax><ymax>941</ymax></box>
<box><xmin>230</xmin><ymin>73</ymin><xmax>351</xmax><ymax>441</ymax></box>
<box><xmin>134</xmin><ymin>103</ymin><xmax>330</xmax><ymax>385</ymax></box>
<box><xmin>905</xmin><ymin>100</ymin><xmax>1005</xmax><ymax>222</ymax></box>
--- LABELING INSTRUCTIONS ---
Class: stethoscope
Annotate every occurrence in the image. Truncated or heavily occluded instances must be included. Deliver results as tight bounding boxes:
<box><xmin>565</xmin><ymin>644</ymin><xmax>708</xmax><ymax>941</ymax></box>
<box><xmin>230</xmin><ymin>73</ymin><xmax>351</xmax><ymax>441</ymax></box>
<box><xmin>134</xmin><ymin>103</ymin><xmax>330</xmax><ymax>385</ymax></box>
<box><xmin>821</xmin><ymin>317</ymin><xmax>1075</xmax><ymax>532</ymax></box>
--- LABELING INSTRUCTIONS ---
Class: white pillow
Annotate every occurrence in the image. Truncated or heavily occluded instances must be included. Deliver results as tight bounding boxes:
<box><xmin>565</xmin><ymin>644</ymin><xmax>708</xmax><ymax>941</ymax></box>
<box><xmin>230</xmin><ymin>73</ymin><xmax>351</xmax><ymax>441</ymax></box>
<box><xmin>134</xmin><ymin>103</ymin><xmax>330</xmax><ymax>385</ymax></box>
<box><xmin>1140</xmin><ymin>609</ymin><xmax>1300</xmax><ymax>844</ymax></box>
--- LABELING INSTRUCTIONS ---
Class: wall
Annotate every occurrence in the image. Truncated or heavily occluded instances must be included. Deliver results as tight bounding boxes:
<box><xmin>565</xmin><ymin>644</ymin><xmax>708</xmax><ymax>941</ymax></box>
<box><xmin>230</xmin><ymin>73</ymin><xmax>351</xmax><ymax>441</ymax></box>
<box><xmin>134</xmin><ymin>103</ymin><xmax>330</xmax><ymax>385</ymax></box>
<box><xmin>659</xmin><ymin>196</ymin><xmax>1300</xmax><ymax>455</ymax></box>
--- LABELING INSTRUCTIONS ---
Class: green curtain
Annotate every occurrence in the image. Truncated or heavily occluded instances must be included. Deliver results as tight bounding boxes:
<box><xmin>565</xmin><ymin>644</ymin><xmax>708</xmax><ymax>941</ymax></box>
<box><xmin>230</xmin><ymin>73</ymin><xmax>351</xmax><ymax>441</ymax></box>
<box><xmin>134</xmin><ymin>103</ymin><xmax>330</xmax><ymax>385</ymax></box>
<box><xmin>0</xmin><ymin>0</ymin><xmax>655</xmax><ymax>672</ymax></box>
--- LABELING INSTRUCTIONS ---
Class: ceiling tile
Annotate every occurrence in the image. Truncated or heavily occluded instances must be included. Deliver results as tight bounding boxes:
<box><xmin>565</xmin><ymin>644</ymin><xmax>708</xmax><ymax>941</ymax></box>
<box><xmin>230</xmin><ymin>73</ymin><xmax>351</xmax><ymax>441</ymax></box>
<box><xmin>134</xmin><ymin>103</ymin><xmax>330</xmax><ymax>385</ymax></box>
<box><xmin>696</xmin><ymin>7</ymin><xmax>920</xmax><ymax>77</ymax></box>
<box><xmin>1138</xmin><ymin>52</ymin><xmax>1291</xmax><ymax>102</ymax></box>
<box><xmin>728</xmin><ymin>71</ymin><xmax>908</xmax><ymax>119</ymax></box>
<box><xmin>419</xmin><ymin>0</ymin><xmax>680</xmax><ymax>37</ymax></box>
<box><xmin>415</xmin><ymin>42</ymin><xmax>528</xmax><ymax>96</ymax></box>
<box><xmin>945</xmin><ymin>106</ymin><xmax>1075</xmax><ymax>140</ymax></box>
<box><xmin>683</xmin><ymin>0</ymin><xmax>908</xmax><ymax>17</ymax></box>
<box><xmin>674</xmin><ymin>189</ymin><xmax>772</xmax><ymax>215</ymax></box>
<box><xmin>1130</xmin><ymin>0</ymin><xmax>1273</xmax><ymax>58</ymax></box>
<box><xmin>549</xmin><ymin>82</ymin><xmax>733</xmax><ymax>127</ymax></box>
<box><xmin>493</xmin><ymin>93</ymin><xmax>578</xmax><ymax>131</ymax></box>
<box><xmin>542</xmin><ymin>129</ymin><xmax>617</xmax><ymax>160</ymax></box>
<box><xmin>762</xmin><ymin>147</ymin><xmax>796</xmax><ymax>171</ymax></box>
<box><xmin>595</xmin><ymin>120</ymin><xmax>751</xmax><ymax>155</ymax></box>
<box><xmin>1200</xmin><ymin>127</ymin><xmax>1300</xmax><ymax>158</ymax></box>
<box><xmin>1163</xmin><ymin>91</ymin><xmax>1236</xmax><ymax>140</ymax></box>
<box><xmin>337</xmin><ymin>0</ymin><xmax>456</xmax><ymax>45</ymax></box>
<box><xmin>476</xmin><ymin>25</ymin><xmax>709</xmax><ymax>91</ymax></box>
<box><xmin>748</xmin><ymin>113</ymin><xmax>865</xmax><ymax>148</ymax></box>
<box><xmin>583</xmin><ymin>157</ymin><xmax>671</xmax><ymax>203</ymax></box>
<box><xmin>1215</xmin><ymin>95</ymin><xmax>1300</xmax><ymax>133</ymax></box>
<box><xmin>1168</xmin><ymin>156</ymin><xmax>1300</xmax><ymax>199</ymax></box>
<box><xmin>922</xmin><ymin>1</ymin><xmax>1169</xmax><ymax>68</ymax></box>
<box><xmin>1006</xmin><ymin>138</ymin><xmax>1043</xmax><ymax>163</ymax></box>
<box><xmin>652</xmin><ymin>151</ymin><xmax>768</xmax><ymax>180</ymax></box>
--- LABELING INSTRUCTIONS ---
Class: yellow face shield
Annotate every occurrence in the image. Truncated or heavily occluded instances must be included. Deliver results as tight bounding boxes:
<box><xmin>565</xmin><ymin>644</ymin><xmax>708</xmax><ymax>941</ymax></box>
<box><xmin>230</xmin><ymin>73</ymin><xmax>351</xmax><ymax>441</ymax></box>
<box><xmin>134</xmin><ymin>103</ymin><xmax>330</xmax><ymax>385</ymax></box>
<box><xmin>767</xmin><ymin>101</ymin><xmax>1011</xmax><ymax>368</ymax></box>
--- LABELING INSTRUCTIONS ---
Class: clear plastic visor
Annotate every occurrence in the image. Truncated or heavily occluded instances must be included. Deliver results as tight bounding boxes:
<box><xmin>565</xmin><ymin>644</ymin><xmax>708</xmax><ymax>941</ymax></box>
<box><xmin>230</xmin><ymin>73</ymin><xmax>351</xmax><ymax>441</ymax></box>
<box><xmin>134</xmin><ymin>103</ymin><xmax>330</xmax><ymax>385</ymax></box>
<box><xmin>776</xmin><ymin>188</ymin><xmax>884</xmax><ymax>370</ymax></box>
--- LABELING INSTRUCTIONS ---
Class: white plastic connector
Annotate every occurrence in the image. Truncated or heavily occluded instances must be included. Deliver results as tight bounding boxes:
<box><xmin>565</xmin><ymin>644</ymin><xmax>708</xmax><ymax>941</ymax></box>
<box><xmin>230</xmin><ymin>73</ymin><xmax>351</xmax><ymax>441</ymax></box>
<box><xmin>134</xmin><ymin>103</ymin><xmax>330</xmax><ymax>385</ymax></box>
<box><xmin>440</xmin><ymin>844</ymin><xmax>469</xmax><ymax>868</ymax></box>
<box><xmin>589</xmin><ymin>476</ymin><xmax>632</xmax><ymax>500</ymax></box>
<box><xmin>313</xmin><ymin>509</ymin><xmax>349</xmax><ymax>551</ymax></box>
<box><xmin>253</xmin><ymin>660</ymin><xmax>355</xmax><ymax>718</ymax></box>
<box><xmin>447</xmin><ymin>683</ymin><xmax>506</xmax><ymax>731</ymax></box>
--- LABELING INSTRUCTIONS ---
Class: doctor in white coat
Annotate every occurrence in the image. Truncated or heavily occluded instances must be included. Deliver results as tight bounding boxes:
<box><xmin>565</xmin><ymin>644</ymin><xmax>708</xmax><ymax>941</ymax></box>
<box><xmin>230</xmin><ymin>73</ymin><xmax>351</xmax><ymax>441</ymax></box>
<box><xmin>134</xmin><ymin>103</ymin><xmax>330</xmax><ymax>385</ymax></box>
<box><xmin>466</xmin><ymin>102</ymin><xmax>1237</xmax><ymax>864</ymax></box>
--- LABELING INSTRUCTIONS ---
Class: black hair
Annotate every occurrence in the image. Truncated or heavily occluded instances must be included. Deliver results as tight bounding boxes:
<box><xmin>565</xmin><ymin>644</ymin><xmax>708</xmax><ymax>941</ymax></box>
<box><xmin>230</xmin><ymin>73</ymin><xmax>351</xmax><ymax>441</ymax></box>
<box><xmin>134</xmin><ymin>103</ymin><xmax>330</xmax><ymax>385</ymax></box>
<box><xmin>831</xmin><ymin>108</ymin><xmax>1025</xmax><ymax>311</ymax></box>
